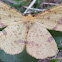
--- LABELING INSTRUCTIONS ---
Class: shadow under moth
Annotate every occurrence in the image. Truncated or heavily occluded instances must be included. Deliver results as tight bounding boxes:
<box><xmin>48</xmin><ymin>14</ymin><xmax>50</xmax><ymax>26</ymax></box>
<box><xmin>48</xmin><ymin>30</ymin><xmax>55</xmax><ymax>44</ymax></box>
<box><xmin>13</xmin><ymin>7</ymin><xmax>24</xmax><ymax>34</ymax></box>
<box><xmin>0</xmin><ymin>1</ymin><xmax>62</xmax><ymax>59</ymax></box>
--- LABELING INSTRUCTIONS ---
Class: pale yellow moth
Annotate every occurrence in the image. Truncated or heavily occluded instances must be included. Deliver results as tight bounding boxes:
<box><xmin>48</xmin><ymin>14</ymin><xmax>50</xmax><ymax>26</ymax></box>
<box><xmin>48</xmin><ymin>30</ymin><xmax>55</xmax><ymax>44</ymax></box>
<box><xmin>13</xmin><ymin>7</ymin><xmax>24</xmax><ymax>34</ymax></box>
<box><xmin>0</xmin><ymin>1</ymin><xmax>62</xmax><ymax>59</ymax></box>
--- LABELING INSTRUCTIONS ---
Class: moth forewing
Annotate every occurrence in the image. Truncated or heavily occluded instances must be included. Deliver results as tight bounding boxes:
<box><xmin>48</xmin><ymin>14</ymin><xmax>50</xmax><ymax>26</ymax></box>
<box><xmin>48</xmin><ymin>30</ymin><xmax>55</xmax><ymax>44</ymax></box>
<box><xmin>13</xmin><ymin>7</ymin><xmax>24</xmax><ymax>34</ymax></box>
<box><xmin>26</xmin><ymin>22</ymin><xmax>58</xmax><ymax>59</ymax></box>
<box><xmin>0</xmin><ymin>23</ymin><xmax>27</xmax><ymax>55</ymax></box>
<box><xmin>0</xmin><ymin>1</ymin><xmax>25</xmax><ymax>26</ymax></box>
<box><xmin>33</xmin><ymin>4</ymin><xmax>62</xmax><ymax>31</ymax></box>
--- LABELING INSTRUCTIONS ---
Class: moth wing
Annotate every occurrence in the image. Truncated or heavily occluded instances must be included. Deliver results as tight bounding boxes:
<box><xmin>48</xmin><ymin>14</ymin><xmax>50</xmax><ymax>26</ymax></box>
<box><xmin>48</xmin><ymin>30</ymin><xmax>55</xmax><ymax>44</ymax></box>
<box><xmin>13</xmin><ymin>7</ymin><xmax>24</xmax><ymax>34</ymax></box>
<box><xmin>0</xmin><ymin>1</ymin><xmax>25</xmax><ymax>28</ymax></box>
<box><xmin>26</xmin><ymin>22</ymin><xmax>58</xmax><ymax>59</ymax></box>
<box><xmin>0</xmin><ymin>23</ymin><xmax>26</xmax><ymax>55</ymax></box>
<box><xmin>33</xmin><ymin>4</ymin><xmax>62</xmax><ymax>31</ymax></box>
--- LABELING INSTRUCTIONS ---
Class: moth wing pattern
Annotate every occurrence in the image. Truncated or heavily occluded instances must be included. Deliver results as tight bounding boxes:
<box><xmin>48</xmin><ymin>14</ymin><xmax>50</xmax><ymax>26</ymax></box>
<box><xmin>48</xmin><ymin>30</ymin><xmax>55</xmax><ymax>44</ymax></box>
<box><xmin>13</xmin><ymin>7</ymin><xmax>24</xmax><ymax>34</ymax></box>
<box><xmin>0</xmin><ymin>1</ymin><xmax>25</xmax><ymax>28</ymax></box>
<box><xmin>0</xmin><ymin>23</ymin><xmax>26</xmax><ymax>55</ymax></box>
<box><xmin>26</xmin><ymin>22</ymin><xmax>58</xmax><ymax>59</ymax></box>
<box><xmin>33</xmin><ymin>4</ymin><xmax>62</xmax><ymax>31</ymax></box>
<box><xmin>0</xmin><ymin>1</ymin><xmax>59</xmax><ymax>59</ymax></box>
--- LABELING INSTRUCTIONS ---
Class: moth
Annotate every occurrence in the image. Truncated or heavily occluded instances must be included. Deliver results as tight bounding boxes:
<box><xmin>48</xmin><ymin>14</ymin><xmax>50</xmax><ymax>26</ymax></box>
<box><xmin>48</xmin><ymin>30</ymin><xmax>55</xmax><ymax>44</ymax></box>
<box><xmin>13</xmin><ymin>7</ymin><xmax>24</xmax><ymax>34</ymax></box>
<box><xmin>0</xmin><ymin>1</ymin><xmax>62</xmax><ymax>59</ymax></box>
